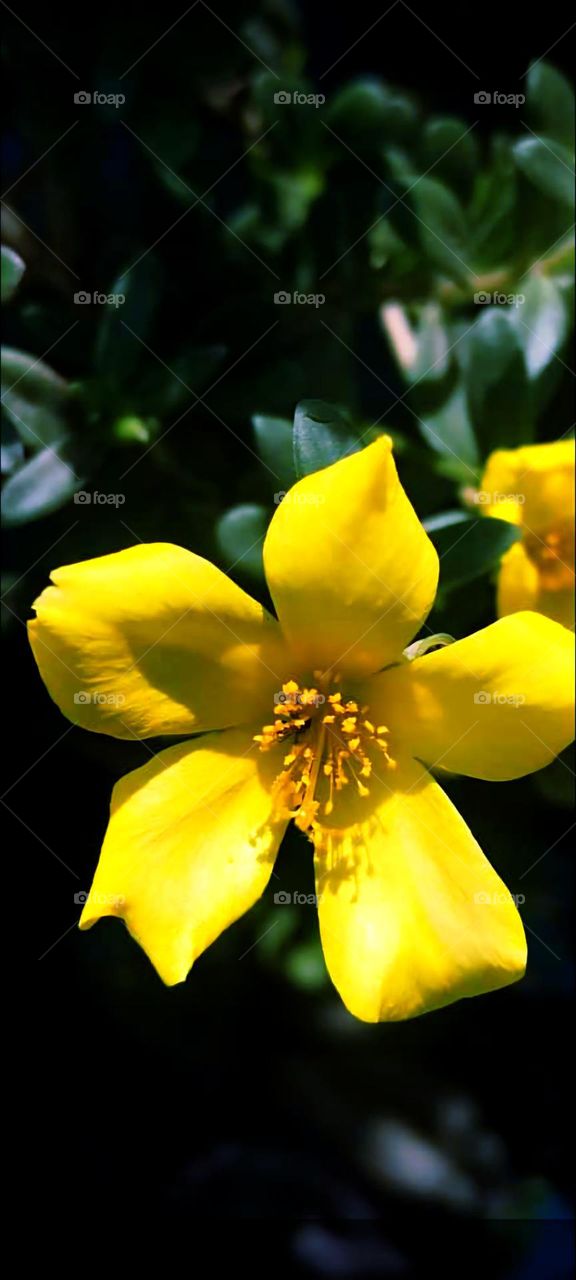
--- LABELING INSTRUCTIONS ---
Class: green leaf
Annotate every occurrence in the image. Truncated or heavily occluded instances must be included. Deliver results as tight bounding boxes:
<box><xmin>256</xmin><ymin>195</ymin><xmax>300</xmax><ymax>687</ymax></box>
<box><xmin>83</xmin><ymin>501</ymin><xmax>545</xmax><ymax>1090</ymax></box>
<box><xmin>408</xmin><ymin>177</ymin><xmax>470</xmax><ymax>283</ymax></box>
<box><xmin>1</xmin><ymin>246</ymin><xmax>25</xmax><ymax>302</ymax></box>
<box><xmin>327</xmin><ymin>78</ymin><xmax>418</xmax><ymax>146</ymax></box>
<box><xmin>94</xmin><ymin>257</ymin><xmax>162</xmax><ymax>385</ymax></box>
<box><xmin>463</xmin><ymin>309</ymin><xmax>533</xmax><ymax>453</ymax></box>
<box><xmin>136</xmin><ymin>345</ymin><xmax>226</xmax><ymax>416</ymax></box>
<box><xmin>408</xmin><ymin>304</ymin><xmax>451</xmax><ymax>383</ymax></box>
<box><xmin>293</xmin><ymin>399</ymin><xmax>360</xmax><ymax>478</ymax></box>
<box><xmin>511</xmin><ymin>273</ymin><xmax>568</xmax><ymax>378</ymax></box>
<box><xmin>420</xmin><ymin>118</ymin><xmax>478</xmax><ymax>193</ymax></box>
<box><xmin>252</xmin><ymin>414</ymin><xmax>295</xmax><ymax>486</ymax></box>
<box><xmin>513</xmin><ymin>136</ymin><xmax>575</xmax><ymax>209</ymax></box>
<box><xmin>469</xmin><ymin>137</ymin><xmax>517</xmax><ymax>268</ymax></box>
<box><xmin>418</xmin><ymin>385</ymin><xmax>480</xmax><ymax>475</ymax></box>
<box><xmin>284</xmin><ymin>940</ymin><xmax>328</xmax><ymax>990</ymax></box>
<box><xmin>1</xmin><ymin>348</ymin><xmax>70</xmax><ymax>449</ymax></box>
<box><xmin>1</xmin><ymin>414</ymin><xmax>24</xmax><ymax>475</ymax></box>
<box><xmin>215</xmin><ymin>503</ymin><xmax>267</xmax><ymax>578</ymax></box>
<box><xmin>526</xmin><ymin>62</ymin><xmax>575</xmax><ymax>148</ymax></box>
<box><xmin>270</xmin><ymin>167</ymin><xmax>324</xmax><ymax>233</ymax></box>
<box><xmin>423</xmin><ymin>511</ymin><xmax>521</xmax><ymax>590</ymax></box>
<box><xmin>1</xmin><ymin>440</ymin><xmax>82</xmax><ymax>526</ymax></box>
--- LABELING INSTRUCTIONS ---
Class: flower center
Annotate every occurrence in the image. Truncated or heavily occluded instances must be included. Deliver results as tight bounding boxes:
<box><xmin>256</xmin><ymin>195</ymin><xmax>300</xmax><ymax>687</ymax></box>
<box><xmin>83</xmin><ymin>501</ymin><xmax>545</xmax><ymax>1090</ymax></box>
<box><xmin>254</xmin><ymin>677</ymin><xmax>396</xmax><ymax>841</ymax></box>
<box><xmin>524</xmin><ymin>521</ymin><xmax>575</xmax><ymax>593</ymax></box>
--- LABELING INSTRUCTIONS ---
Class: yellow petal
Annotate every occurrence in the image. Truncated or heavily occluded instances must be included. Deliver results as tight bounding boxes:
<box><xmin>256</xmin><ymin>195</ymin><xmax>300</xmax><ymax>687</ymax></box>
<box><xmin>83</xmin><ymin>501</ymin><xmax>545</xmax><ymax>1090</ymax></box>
<box><xmin>498</xmin><ymin>541</ymin><xmax>575</xmax><ymax>630</ymax></box>
<box><xmin>263</xmin><ymin>438</ymin><xmax>439</xmax><ymax>678</ymax></box>
<box><xmin>28</xmin><ymin>543</ymin><xmax>286</xmax><ymax>738</ymax></box>
<box><xmin>79</xmin><ymin>728</ymin><xmax>288</xmax><ymax>983</ymax></box>
<box><xmin>315</xmin><ymin>756</ymin><xmax>526</xmax><ymax>1022</ymax></box>
<box><xmin>367</xmin><ymin>612</ymin><xmax>574</xmax><ymax>781</ymax></box>
<box><xmin>480</xmin><ymin>439</ymin><xmax>575</xmax><ymax>530</ymax></box>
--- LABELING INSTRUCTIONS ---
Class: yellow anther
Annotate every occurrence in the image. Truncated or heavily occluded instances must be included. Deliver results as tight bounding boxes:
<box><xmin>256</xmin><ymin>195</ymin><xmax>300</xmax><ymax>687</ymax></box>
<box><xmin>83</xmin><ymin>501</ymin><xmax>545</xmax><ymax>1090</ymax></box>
<box><xmin>255</xmin><ymin>678</ymin><xmax>396</xmax><ymax>840</ymax></box>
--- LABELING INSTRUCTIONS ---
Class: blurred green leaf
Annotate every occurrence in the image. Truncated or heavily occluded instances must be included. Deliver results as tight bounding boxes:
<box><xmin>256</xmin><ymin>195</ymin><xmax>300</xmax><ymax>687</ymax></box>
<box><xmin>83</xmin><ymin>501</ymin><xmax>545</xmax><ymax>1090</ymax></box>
<box><xmin>1</xmin><ymin>348</ymin><xmax>70</xmax><ymax>449</ymax></box>
<box><xmin>463</xmin><ymin>310</ymin><xmax>533</xmax><ymax>453</ymax></box>
<box><xmin>215</xmin><ymin>503</ymin><xmax>267</xmax><ymax>578</ymax></box>
<box><xmin>469</xmin><ymin>137</ymin><xmax>517</xmax><ymax>268</ymax></box>
<box><xmin>512</xmin><ymin>273</ymin><xmax>568</xmax><ymax>378</ymax></box>
<box><xmin>409</xmin><ymin>304</ymin><xmax>451</xmax><ymax>383</ymax></box>
<box><xmin>293</xmin><ymin>399</ymin><xmax>360</xmax><ymax>478</ymax></box>
<box><xmin>327</xmin><ymin>78</ymin><xmax>418</xmax><ymax>146</ymax></box>
<box><xmin>94</xmin><ymin>257</ymin><xmax>162</xmax><ymax>386</ymax></box>
<box><xmin>2</xmin><ymin>440</ymin><xmax>82</xmax><ymax>526</ymax></box>
<box><xmin>424</xmin><ymin>511</ymin><xmax>521</xmax><ymax>590</ymax></box>
<box><xmin>284</xmin><ymin>940</ymin><xmax>328</xmax><ymax>990</ymax></box>
<box><xmin>513</xmin><ymin>136</ymin><xmax>575</xmax><ymax>208</ymax></box>
<box><xmin>526</xmin><ymin>62</ymin><xmax>575</xmax><ymax>148</ymax></box>
<box><xmin>420</xmin><ymin>118</ymin><xmax>478</xmax><ymax>194</ymax></box>
<box><xmin>408</xmin><ymin>177</ymin><xmax>470</xmax><ymax>283</ymax></box>
<box><xmin>1</xmin><ymin>415</ymin><xmax>25</xmax><ymax>475</ymax></box>
<box><xmin>252</xmin><ymin>413</ymin><xmax>295</xmax><ymax>486</ymax></box>
<box><xmin>419</xmin><ymin>385</ymin><xmax>480</xmax><ymax>475</ymax></box>
<box><xmin>1</xmin><ymin>245</ymin><xmax>25</xmax><ymax>302</ymax></box>
<box><xmin>136</xmin><ymin>345</ymin><xmax>226</xmax><ymax>417</ymax></box>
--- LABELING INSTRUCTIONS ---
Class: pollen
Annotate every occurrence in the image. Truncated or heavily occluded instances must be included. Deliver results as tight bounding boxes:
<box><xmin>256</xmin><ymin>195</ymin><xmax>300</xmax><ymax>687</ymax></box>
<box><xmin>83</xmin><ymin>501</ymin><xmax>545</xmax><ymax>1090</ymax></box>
<box><xmin>524</xmin><ymin>521</ymin><xmax>575</xmax><ymax>593</ymax></box>
<box><xmin>254</xmin><ymin>678</ymin><xmax>396</xmax><ymax>842</ymax></box>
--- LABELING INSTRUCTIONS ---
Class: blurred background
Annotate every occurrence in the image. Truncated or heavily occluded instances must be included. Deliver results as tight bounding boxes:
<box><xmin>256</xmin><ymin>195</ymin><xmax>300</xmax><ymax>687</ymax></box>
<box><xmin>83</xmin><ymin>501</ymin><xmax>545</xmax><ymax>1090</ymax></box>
<box><xmin>3</xmin><ymin>0</ymin><xmax>574</xmax><ymax>1266</ymax></box>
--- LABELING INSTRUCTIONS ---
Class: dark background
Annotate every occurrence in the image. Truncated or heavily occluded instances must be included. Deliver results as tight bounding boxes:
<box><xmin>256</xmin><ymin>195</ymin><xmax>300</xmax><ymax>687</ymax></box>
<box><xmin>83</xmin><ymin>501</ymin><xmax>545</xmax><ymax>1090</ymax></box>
<box><xmin>3</xmin><ymin>0</ymin><xmax>574</xmax><ymax>1268</ymax></box>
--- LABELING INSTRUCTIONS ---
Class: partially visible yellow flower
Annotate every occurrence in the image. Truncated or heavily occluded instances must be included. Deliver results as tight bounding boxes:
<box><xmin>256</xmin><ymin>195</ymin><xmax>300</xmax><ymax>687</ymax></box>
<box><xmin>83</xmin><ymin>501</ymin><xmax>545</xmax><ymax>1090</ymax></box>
<box><xmin>28</xmin><ymin>439</ymin><xmax>575</xmax><ymax>1021</ymax></box>
<box><xmin>480</xmin><ymin>439</ymin><xmax>575</xmax><ymax>630</ymax></box>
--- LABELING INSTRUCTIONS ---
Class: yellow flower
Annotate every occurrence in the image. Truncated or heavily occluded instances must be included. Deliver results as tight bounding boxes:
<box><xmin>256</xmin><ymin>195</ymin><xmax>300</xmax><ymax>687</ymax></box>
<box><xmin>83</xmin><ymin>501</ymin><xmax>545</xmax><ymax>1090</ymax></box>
<box><xmin>28</xmin><ymin>439</ymin><xmax>574</xmax><ymax>1022</ymax></box>
<box><xmin>480</xmin><ymin>439</ymin><xmax>575</xmax><ymax>631</ymax></box>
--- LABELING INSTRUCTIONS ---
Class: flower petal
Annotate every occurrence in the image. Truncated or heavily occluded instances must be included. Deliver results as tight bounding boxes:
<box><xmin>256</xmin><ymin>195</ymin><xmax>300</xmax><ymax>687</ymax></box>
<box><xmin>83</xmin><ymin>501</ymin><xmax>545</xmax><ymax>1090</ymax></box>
<box><xmin>263</xmin><ymin>438</ymin><xmax>439</xmax><ymax>678</ymax></box>
<box><xmin>366</xmin><ymin>612</ymin><xmax>574</xmax><ymax>780</ymax></box>
<box><xmin>498</xmin><ymin>541</ymin><xmax>575</xmax><ymax>630</ymax></box>
<box><xmin>480</xmin><ymin>439</ymin><xmax>575</xmax><ymax>530</ymax></box>
<box><xmin>28</xmin><ymin>543</ymin><xmax>286</xmax><ymax>738</ymax></box>
<box><xmin>315</xmin><ymin>756</ymin><xmax>526</xmax><ymax>1022</ymax></box>
<box><xmin>79</xmin><ymin>727</ymin><xmax>288</xmax><ymax>983</ymax></box>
